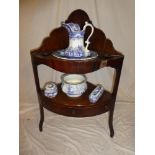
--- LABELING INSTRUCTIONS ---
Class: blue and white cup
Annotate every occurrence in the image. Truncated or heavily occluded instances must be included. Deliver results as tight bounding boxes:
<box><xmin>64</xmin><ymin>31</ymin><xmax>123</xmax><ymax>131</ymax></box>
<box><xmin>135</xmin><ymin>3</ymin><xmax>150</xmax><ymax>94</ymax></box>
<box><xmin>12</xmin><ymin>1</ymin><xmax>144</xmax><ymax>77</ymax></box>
<box><xmin>44</xmin><ymin>82</ymin><xmax>58</xmax><ymax>98</ymax></box>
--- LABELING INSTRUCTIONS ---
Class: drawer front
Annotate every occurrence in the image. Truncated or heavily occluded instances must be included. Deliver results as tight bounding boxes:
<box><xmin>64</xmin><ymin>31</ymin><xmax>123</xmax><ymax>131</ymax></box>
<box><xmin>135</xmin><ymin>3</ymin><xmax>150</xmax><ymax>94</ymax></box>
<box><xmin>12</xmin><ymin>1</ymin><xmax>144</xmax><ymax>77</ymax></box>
<box><xmin>43</xmin><ymin>102</ymin><xmax>111</xmax><ymax>117</ymax></box>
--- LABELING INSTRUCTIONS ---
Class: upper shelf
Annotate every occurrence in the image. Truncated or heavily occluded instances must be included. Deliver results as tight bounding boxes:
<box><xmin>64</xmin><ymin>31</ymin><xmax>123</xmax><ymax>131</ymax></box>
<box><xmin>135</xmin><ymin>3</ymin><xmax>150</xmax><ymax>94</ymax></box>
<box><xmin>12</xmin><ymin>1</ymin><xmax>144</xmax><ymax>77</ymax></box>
<box><xmin>31</xmin><ymin>50</ymin><xmax>123</xmax><ymax>73</ymax></box>
<box><xmin>31</xmin><ymin>9</ymin><xmax>124</xmax><ymax>73</ymax></box>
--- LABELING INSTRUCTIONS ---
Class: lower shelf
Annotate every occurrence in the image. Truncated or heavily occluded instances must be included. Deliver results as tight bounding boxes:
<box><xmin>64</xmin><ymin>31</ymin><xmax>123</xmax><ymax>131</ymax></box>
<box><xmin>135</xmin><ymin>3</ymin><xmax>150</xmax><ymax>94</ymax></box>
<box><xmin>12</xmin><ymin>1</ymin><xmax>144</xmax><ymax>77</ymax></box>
<box><xmin>39</xmin><ymin>82</ymin><xmax>114</xmax><ymax>117</ymax></box>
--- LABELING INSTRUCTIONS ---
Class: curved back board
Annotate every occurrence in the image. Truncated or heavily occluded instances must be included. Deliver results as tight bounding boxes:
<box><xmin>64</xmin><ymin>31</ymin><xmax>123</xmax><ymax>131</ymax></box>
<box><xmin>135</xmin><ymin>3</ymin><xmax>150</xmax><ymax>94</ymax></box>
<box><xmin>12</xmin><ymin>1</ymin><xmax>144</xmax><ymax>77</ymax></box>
<box><xmin>32</xmin><ymin>9</ymin><xmax>121</xmax><ymax>56</ymax></box>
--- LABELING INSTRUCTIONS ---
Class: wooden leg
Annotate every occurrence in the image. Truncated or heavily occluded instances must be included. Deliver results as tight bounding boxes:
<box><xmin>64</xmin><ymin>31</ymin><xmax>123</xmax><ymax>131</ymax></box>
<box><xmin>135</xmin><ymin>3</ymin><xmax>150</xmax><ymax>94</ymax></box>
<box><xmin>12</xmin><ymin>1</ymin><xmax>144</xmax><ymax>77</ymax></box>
<box><xmin>109</xmin><ymin>108</ymin><xmax>114</xmax><ymax>137</ymax></box>
<box><xmin>39</xmin><ymin>105</ymin><xmax>44</xmax><ymax>132</ymax></box>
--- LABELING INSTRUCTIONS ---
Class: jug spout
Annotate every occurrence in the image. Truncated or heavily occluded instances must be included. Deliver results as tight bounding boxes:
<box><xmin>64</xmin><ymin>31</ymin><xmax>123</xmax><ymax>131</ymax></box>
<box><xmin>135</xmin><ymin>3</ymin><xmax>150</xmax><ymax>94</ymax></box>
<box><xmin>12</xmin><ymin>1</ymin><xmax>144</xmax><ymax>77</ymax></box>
<box><xmin>61</xmin><ymin>22</ymin><xmax>83</xmax><ymax>38</ymax></box>
<box><xmin>61</xmin><ymin>22</ymin><xmax>72</xmax><ymax>34</ymax></box>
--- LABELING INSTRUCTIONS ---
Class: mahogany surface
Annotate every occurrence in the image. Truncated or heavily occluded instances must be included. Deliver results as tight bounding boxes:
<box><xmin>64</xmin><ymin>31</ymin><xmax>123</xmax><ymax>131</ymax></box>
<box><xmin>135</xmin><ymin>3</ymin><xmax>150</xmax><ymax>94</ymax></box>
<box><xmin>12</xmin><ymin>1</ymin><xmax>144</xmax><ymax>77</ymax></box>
<box><xmin>40</xmin><ymin>82</ymin><xmax>114</xmax><ymax>117</ymax></box>
<box><xmin>31</xmin><ymin>50</ymin><xmax>123</xmax><ymax>74</ymax></box>
<box><xmin>31</xmin><ymin>9</ymin><xmax>124</xmax><ymax>137</ymax></box>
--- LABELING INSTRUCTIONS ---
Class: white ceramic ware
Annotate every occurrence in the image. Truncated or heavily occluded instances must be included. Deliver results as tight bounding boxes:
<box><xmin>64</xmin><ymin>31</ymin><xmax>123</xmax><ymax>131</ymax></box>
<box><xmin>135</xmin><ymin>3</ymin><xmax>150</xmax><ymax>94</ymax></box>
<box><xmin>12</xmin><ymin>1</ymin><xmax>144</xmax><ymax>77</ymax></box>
<box><xmin>52</xmin><ymin>49</ymin><xmax>98</xmax><ymax>60</ymax></box>
<box><xmin>61</xmin><ymin>21</ymin><xmax>94</xmax><ymax>58</ymax></box>
<box><xmin>61</xmin><ymin>74</ymin><xmax>87</xmax><ymax>97</ymax></box>
<box><xmin>44</xmin><ymin>82</ymin><xmax>58</xmax><ymax>98</ymax></box>
<box><xmin>89</xmin><ymin>84</ymin><xmax>104</xmax><ymax>103</ymax></box>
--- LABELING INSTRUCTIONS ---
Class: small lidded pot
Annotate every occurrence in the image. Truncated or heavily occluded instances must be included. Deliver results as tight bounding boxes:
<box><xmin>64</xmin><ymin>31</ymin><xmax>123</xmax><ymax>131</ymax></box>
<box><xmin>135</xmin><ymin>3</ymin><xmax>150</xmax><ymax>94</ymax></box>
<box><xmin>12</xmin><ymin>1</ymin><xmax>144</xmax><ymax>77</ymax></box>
<box><xmin>44</xmin><ymin>82</ymin><xmax>58</xmax><ymax>98</ymax></box>
<box><xmin>61</xmin><ymin>74</ymin><xmax>87</xmax><ymax>97</ymax></box>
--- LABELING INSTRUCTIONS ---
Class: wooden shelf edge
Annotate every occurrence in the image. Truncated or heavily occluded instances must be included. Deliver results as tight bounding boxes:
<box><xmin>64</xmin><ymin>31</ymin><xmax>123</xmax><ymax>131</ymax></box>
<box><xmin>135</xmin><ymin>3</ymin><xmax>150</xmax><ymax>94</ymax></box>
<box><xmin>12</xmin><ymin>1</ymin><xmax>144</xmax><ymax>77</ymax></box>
<box><xmin>38</xmin><ymin>82</ymin><xmax>114</xmax><ymax>117</ymax></box>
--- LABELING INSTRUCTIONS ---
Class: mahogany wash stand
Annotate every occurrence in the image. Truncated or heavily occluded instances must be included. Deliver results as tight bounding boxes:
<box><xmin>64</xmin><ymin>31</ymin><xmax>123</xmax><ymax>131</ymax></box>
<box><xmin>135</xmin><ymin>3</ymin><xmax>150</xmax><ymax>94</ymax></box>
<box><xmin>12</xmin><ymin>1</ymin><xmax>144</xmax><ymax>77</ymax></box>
<box><xmin>31</xmin><ymin>10</ymin><xmax>124</xmax><ymax>137</ymax></box>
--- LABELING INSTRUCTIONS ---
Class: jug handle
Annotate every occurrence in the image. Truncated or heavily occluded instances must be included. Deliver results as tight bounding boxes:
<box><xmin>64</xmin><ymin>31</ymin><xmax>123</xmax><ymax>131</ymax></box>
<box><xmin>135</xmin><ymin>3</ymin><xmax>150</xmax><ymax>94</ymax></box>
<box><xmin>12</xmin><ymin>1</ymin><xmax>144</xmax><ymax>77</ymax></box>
<box><xmin>83</xmin><ymin>21</ymin><xmax>94</xmax><ymax>51</ymax></box>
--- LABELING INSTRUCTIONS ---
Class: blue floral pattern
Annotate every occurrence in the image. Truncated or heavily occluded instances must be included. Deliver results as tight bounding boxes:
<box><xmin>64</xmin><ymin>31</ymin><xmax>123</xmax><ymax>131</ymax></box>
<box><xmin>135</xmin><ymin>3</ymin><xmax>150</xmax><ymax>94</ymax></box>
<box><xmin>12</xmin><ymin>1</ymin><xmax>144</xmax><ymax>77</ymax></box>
<box><xmin>89</xmin><ymin>85</ymin><xmax>104</xmax><ymax>103</ymax></box>
<box><xmin>64</xmin><ymin>46</ymin><xmax>85</xmax><ymax>57</ymax></box>
<box><xmin>62</xmin><ymin>22</ymin><xmax>86</xmax><ymax>58</ymax></box>
<box><xmin>44</xmin><ymin>82</ymin><xmax>58</xmax><ymax>98</ymax></box>
<box><xmin>62</xmin><ymin>22</ymin><xmax>84</xmax><ymax>38</ymax></box>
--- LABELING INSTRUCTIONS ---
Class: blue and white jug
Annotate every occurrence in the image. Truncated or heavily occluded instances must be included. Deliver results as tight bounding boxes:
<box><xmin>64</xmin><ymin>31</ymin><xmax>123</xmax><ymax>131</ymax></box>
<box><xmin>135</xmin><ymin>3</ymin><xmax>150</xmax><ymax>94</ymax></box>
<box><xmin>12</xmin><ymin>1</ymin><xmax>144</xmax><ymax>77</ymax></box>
<box><xmin>62</xmin><ymin>21</ymin><xmax>94</xmax><ymax>58</ymax></box>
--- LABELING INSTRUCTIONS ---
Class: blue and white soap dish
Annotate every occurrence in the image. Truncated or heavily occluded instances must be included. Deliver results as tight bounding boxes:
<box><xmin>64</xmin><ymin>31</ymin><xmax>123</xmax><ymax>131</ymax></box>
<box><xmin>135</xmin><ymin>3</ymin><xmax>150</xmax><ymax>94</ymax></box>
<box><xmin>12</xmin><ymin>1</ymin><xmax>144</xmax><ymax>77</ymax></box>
<box><xmin>89</xmin><ymin>84</ymin><xmax>104</xmax><ymax>103</ymax></box>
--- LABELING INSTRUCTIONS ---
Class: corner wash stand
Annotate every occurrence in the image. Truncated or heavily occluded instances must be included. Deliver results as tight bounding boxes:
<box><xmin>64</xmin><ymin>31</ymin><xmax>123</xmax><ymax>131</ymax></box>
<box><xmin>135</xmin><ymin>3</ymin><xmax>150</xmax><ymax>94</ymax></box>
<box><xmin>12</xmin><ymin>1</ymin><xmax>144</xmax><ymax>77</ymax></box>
<box><xmin>30</xmin><ymin>10</ymin><xmax>124</xmax><ymax>137</ymax></box>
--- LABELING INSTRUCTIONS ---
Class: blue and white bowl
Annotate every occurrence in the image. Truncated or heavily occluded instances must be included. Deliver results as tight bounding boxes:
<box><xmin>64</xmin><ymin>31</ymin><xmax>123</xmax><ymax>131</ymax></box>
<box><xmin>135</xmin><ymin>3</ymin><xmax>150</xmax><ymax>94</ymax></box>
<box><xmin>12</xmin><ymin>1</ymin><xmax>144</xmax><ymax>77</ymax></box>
<box><xmin>61</xmin><ymin>74</ymin><xmax>87</xmax><ymax>97</ymax></box>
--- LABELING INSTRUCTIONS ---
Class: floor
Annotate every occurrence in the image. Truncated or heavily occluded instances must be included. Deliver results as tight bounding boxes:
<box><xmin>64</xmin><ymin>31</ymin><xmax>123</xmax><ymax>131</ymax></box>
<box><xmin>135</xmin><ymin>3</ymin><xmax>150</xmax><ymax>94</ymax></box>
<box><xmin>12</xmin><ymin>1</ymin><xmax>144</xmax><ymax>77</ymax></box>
<box><xmin>20</xmin><ymin>102</ymin><xmax>135</xmax><ymax>155</ymax></box>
